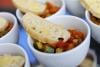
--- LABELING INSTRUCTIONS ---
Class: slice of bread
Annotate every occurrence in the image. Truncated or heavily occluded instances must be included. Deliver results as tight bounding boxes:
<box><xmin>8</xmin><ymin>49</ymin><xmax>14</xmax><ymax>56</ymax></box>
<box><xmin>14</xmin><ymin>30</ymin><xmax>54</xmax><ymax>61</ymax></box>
<box><xmin>81</xmin><ymin>0</ymin><xmax>100</xmax><ymax>18</ymax></box>
<box><xmin>22</xmin><ymin>12</ymin><xmax>71</xmax><ymax>47</ymax></box>
<box><xmin>0</xmin><ymin>55</ymin><xmax>25</xmax><ymax>67</ymax></box>
<box><xmin>12</xmin><ymin>0</ymin><xmax>46</xmax><ymax>14</ymax></box>
<box><xmin>0</xmin><ymin>17</ymin><xmax>8</xmax><ymax>32</ymax></box>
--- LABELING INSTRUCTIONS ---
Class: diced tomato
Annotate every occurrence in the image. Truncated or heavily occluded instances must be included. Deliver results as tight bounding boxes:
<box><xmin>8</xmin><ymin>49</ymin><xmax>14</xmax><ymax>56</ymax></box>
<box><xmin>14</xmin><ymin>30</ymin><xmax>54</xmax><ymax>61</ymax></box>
<box><xmin>55</xmin><ymin>40</ymin><xmax>65</xmax><ymax>48</ymax></box>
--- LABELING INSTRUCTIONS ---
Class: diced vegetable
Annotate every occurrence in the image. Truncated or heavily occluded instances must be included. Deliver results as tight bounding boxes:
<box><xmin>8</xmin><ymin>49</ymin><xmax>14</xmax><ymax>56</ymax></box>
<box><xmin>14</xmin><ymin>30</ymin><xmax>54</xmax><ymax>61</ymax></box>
<box><xmin>44</xmin><ymin>45</ymin><xmax>54</xmax><ymax>53</ymax></box>
<box><xmin>56</xmin><ymin>48</ymin><xmax>63</xmax><ymax>53</ymax></box>
<box><xmin>33</xmin><ymin>29</ymin><xmax>84</xmax><ymax>53</ymax></box>
<box><xmin>34</xmin><ymin>41</ymin><xmax>44</xmax><ymax>51</ymax></box>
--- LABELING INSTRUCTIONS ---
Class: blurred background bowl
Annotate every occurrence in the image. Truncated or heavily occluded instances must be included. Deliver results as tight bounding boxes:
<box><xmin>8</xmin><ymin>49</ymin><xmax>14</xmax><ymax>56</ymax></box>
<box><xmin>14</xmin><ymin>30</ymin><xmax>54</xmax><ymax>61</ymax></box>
<box><xmin>0</xmin><ymin>43</ymin><xmax>30</xmax><ymax>67</ymax></box>
<box><xmin>64</xmin><ymin>0</ymin><xmax>85</xmax><ymax>18</ymax></box>
<box><xmin>86</xmin><ymin>10</ymin><xmax>100</xmax><ymax>44</ymax></box>
<box><xmin>16</xmin><ymin>0</ymin><xmax>66</xmax><ymax>24</ymax></box>
<box><xmin>0</xmin><ymin>12</ymin><xmax>18</xmax><ymax>43</ymax></box>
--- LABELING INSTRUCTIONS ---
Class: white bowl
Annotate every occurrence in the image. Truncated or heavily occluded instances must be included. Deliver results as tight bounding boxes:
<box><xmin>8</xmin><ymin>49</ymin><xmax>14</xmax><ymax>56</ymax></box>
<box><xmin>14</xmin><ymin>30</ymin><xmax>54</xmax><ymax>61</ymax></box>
<box><xmin>88</xmin><ymin>49</ymin><xmax>97</xmax><ymax>67</ymax></box>
<box><xmin>0</xmin><ymin>12</ymin><xmax>18</xmax><ymax>43</ymax></box>
<box><xmin>27</xmin><ymin>15</ymin><xmax>90</xmax><ymax>67</ymax></box>
<box><xmin>65</xmin><ymin>0</ymin><xmax>85</xmax><ymax>17</ymax></box>
<box><xmin>86</xmin><ymin>10</ymin><xmax>100</xmax><ymax>44</ymax></box>
<box><xmin>79</xmin><ymin>49</ymin><xmax>97</xmax><ymax>67</ymax></box>
<box><xmin>16</xmin><ymin>0</ymin><xmax>66</xmax><ymax>23</ymax></box>
<box><xmin>0</xmin><ymin>43</ymin><xmax>30</xmax><ymax>67</ymax></box>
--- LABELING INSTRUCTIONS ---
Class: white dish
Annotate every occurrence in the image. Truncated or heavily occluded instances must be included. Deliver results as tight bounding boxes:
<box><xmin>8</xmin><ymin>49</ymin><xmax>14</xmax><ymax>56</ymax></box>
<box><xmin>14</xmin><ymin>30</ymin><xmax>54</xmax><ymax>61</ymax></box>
<box><xmin>0</xmin><ymin>12</ymin><xmax>18</xmax><ymax>43</ymax></box>
<box><xmin>32</xmin><ymin>49</ymin><xmax>97</xmax><ymax>67</ymax></box>
<box><xmin>64</xmin><ymin>0</ymin><xmax>85</xmax><ymax>17</ymax></box>
<box><xmin>79</xmin><ymin>49</ymin><xmax>97</xmax><ymax>67</ymax></box>
<box><xmin>16</xmin><ymin>0</ymin><xmax>66</xmax><ymax>23</ymax></box>
<box><xmin>87</xmin><ymin>49</ymin><xmax>97</xmax><ymax>67</ymax></box>
<box><xmin>0</xmin><ymin>43</ymin><xmax>30</xmax><ymax>67</ymax></box>
<box><xmin>86</xmin><ymin>10</ymin><xmax>100</xmax><ymax>44</ymax></box>
<box><xmin>28</xmin><ymin>15</ymin><xmax>90</xmax><ymax>67</ymax></box>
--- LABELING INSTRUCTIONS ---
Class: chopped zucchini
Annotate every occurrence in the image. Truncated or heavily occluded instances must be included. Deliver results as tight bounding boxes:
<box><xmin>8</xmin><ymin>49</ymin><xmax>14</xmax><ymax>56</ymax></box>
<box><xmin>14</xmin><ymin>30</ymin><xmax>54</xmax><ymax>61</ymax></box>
<box><xmin>45</xmin><ymin>45</ymin><xmax>54</xmax><ymax>53</ymax></box>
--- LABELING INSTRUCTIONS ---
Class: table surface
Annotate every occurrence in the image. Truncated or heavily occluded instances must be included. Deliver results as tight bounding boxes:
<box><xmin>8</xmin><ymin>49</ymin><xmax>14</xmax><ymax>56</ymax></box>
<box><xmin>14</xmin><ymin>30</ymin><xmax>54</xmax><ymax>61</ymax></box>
<box><xmin>0</xmin><ymin>9</ymin><xmax>100</xmax><ymax>65</ymax></box>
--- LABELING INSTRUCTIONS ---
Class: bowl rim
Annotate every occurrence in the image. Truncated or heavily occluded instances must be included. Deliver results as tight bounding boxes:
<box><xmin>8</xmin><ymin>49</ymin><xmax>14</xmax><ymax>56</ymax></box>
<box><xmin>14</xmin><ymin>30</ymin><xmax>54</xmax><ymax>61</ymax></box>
<box><xmin>16</xmin><ymin>0</ymin><xmax>65</xmax><ymax>22</ymax></box>
<box><xmin>0</xmin><ymin>43</ymin><xmax>30</xmax><ymax>67</ymax></box>
<box><xmin>0</xmin><ymin>12</ymin><xmax>18</xmax><ymax>39</ymax></box>
<box><xmin>27</xmin><ymin>15</ymin><xmax>91</xmax><ymax>56</ymax></box>
<box><xmin>88</xmin><ymin>49</ymin><xmax>97</xmax><ymax>64</ymax></box>
<box><xmin>85</xmin><ymin>10</ymin><xmax>100</xmax><ymax>28</ymax></box>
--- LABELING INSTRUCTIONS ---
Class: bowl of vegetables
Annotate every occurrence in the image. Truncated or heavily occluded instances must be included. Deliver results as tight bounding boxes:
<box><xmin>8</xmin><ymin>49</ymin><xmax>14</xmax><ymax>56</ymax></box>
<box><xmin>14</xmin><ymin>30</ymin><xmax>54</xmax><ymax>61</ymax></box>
<box><xmin>27</xmin><ymin>15</ymin><xmax>90</xmax><ymax>67</ymax></box>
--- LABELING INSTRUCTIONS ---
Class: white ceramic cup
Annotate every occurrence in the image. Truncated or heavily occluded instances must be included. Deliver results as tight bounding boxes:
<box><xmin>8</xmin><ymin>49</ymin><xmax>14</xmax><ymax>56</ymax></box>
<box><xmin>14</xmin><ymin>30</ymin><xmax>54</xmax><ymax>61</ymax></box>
<box><xmin>0</xmin><ymin>12</ymin><xmax>18</xmax><ymax>43</ymax></box>
<box><xmin>88</xmin><ymin>49</ymin><xmax>97</xmax><ymax>67</ymax></box>
<box><xmin>65</xmin><ymin>0</ymin><xmax>85</xmax><ymax>17</ymax></box>
<box><xmin>79</xmin><ymin>49</ymin><xmax>97</xmax><ymax>67</ymax></box>
<box><xmin>27</xmin><ymin>15</ymin><xmax>90</xmax><ymax>67</ymax></box>
<box><xmin>86</xmin><ymin>10</ymin><xmax>100</xmax><ymax>44</ymax></box>
<box><xmin>0</xmin><ymin>43</ymin><xmax>30</xmax><ymax>67</ymax></box>
<box><xmin>16</xmin><ymin>0</ymin><xmax>66</xmax><ymax>23</ymax></box>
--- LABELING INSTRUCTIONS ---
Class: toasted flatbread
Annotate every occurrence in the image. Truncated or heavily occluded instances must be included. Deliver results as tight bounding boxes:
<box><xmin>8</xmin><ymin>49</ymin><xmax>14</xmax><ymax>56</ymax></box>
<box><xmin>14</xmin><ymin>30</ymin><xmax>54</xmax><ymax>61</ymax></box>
<box><xmin>22</xmin><ymin>12</ymin><xmax>71</xmax><ymax>47</ymax></box>
<box><xmin>12</xmin><ymin>0</ymin><xmax>46</xmax><ymax>14</ymax></box>
<box><xmin>81</xmin><ymin>0</ymin><xmax>100</xmax><ymax>18</ymax></box>
<box><xmin>0</xmin><ymin>55</ymin><xmax>25</xmax><ymax>67</ymax></box>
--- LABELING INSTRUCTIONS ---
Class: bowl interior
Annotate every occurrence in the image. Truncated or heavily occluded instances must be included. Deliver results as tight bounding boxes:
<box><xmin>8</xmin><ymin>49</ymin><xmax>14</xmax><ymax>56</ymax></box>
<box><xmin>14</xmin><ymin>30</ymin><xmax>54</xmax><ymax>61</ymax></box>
<box><xmin>0</xmin><ymin>43</ymin><xmax>29</xmax><ymax>67</ymax></box>
<box><xmin>86</xmin><ymin>10</ymin><xmax>100</xmax><ymax>28</ymax></box>
<box><xmin>0</xmin><ymin>12</ymin><xmax>16</xmax><ymax>24</ymax></box>
<box><xmin>0</xmin><ymin>12</ymin><xmax>17</xmax><ymax>39</ymax></box>
<box><xmin>0</xmin><ymin>43</ymin><xmax>25</xmax><ymax>56</ymax></box>
<box><xmin>46</xmin><ymin>16</ymin><xmax>88</xmax><ymax>37</ymax></box>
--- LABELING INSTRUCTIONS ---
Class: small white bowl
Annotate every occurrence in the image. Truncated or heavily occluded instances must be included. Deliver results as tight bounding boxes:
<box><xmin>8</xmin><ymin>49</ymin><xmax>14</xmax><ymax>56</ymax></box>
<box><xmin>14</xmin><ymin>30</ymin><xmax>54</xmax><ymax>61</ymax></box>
<box><xmin>0</xmin><ymin>12</ymin><xmax>18</xmax><ymax>43</ymax></box>
<box><xmin>88</xmin><ymin>49</ymin><xmax>97</xmax><ymax>67</ymax></box>
<box><xmin>0</xmin><ymin>43</ymin><xmax>30</xmax><ymax>67</ymax></box>
<box><xmin>79</xmin><ymin>49</ymin><xmax>97</xmax><ymax>67</ymax></box>
<box><xmin>65</xmin><ymin>0</ymin><xmax>85</xmax><ymax>17</ymax></box>
<box><xmin>16</xmin><ymin>0</ymin><xmax>66</xmax><ymax>23</ymax></box>
<box><xmin>27</xmin><ymin>15</ymin><xmax>90</xmax><ymax>67</ymax></box>
<box><xmin>86</xmin><ymin>10</ymin><xmax>100</xmax><ymax>44</ymax></box>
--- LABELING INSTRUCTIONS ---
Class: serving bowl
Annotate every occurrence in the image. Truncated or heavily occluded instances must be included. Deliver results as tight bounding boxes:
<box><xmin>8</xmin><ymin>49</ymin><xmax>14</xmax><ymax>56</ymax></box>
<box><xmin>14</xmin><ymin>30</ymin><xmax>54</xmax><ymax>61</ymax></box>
<box><xmin>65</xmin><ymin>0</ymin><xmax>85</xmax><ymax>17</ymax></box>
<box><xmin>27</xmin><ymin>15</ymin><xmax>90</xmax><ymax>67</ymax></box>
<box><xmin>86</xmin><ymin>10</ymin><xmax>100</xmax><ymax>44</ymax></box>
<box><xmin>0</xmin><ymin>43</ymin><xmax>30</xmax><ymax>67</ymax></box>
<box><xmin>87</xmin><ymin>49</ymin><xmax>97</xmax><ymax>67</ymax></box>
<box><xmin>16</xmin><ymin>0</ymin><xmax>66</xmax><ymax>23</ymax></box>
<box><xmin>0</xmin><ymin>12</ymin><xmax>18</xmax><ymax>43</ymax></box>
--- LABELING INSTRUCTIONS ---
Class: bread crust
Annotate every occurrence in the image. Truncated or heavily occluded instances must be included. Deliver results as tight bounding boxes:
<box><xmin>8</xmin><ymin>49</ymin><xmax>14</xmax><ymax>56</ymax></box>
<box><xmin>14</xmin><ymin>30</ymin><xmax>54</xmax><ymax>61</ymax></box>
<box><xmin>0</xmin><ymin>55</ymin><xmax>25</xmax><ymax>67</ymax></box>
<box><xmin>12</xmin><ymin>0</ymin><xmax>46</xmax><ymax>14</ymax></box>
<box><xmin>22</xmin><ymin>12</ymin><xmax>71</xmax><ymax>47</ymax></box>
<box><xmin>81</xmin><ymin>0</ymin><xmax>100</xmax><ymax>18</ymax></box>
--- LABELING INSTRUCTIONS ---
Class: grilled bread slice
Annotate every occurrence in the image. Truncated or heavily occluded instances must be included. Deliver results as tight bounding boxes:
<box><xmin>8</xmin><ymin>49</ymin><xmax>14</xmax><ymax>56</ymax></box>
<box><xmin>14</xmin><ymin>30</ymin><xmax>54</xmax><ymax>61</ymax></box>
<box><xmin>0</xmin><ymin>55</ymin><xmax>25</xmax><ymax>67</ymax></box>
<box><xmin>22</xmin><ymin>12</ymin><xmax>71</xmax><ymax>47</ymax></box>
<box><xmin>81</xmin><ymin>0</ymin><xmax>100</xmax><ymax>18</ymax></box>
<box><xmin>12</xmin><ymin>0</ymin><xmax>46</xmax><ymax>14</ymax></box>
